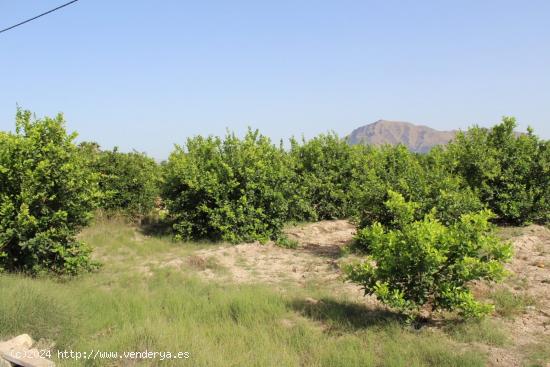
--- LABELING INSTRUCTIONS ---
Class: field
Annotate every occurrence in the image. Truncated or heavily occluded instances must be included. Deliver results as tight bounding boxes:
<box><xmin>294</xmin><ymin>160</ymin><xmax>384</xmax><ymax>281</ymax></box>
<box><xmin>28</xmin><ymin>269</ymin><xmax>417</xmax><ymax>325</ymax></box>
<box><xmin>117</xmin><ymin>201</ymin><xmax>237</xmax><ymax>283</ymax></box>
<box><xmin>2</xmin><ymin>3</ymin><xmax>550</xmax><ymax>366</ymax></box>
<box><xmin>1</xmin><ymin>216</ymin><xmax>548</xmax><ymax>367</ymax></box>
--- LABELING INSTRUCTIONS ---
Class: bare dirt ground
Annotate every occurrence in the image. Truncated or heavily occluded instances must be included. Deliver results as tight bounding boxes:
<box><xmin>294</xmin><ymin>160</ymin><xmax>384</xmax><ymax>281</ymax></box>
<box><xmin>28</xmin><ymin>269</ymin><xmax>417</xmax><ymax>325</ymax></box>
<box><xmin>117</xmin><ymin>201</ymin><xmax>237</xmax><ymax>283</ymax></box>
<box><xmin>480</xmin><ymin>225</ymin><xmax>550</xmax><ymax>367</ymax></box>
<box><xmin>188</xmin><ymin>220</ymin><xmax>366</xmax><ymax>299</ymax></box>
<box><xmin>504</xmin><ymin>226</ymin><xmax>550</xmax><ymax>337</ymax></box>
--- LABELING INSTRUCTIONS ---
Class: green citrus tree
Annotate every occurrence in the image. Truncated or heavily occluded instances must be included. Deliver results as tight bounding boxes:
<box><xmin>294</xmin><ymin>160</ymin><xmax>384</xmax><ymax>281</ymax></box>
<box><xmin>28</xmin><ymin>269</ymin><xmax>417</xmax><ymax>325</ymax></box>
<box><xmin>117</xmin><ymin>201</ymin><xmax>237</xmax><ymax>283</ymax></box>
<box><xmin>356</xmin><ymin>145</ymin><xmax>482</xmax><ymax>229</ymax></box>
<box><xmin>346</xmin><ymin>191</ymin><xmax>512</xmax><ymax>320</ymax></box>
<box><xmin>79</xmin><ymin>144</ymin><xmax>160</xmax><ymax>219</ymax></box>
<box><xmin>0</xmin><ymin>109</ymin><xmax>99</xmax><ymax>274</ymax></box>
<box><xmin>162</xmin><ymin>129</ymin><xmax>295</xmax><ymax>243</ymax></box>
<box><xmin>289</xmin><ymin>133</ymin><xmax>371</xmax><ymax>221</ymax></box>
<box><xmin>446</xmin><ymin>117</ymin><xmax>550</xmax><ymax>224</ymax></box>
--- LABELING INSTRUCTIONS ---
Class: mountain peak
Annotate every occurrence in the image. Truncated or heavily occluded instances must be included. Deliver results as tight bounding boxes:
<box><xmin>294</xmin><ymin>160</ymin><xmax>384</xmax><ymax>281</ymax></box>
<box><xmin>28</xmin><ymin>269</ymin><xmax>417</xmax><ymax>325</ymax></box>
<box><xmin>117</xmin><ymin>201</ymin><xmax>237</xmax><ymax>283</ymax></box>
<box><xmin>347</xmin><ymin>120</ymin><xmax>455</xmax><ymax>153</ymax></box>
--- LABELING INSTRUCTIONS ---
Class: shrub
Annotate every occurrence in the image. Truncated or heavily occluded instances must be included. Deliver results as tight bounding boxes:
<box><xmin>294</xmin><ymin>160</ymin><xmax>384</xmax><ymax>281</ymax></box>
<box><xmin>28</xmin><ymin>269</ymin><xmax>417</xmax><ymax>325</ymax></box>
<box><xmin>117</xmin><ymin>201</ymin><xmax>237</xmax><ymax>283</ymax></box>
<box><xmin>0</xmin><ymin>109</ymin><xmax>99</xmax><ymax>274</ymax></box>
<box><xmin>357</xmin><ymin>145</ymin><xmax>482</xmax><ymax>228</ymax></box>
<box><xmin>446</xmin><ymin>117</ymin><xmax>550</xmax><ymax>224</ymax></box>
<box><xmin>346</xmin><ymin>191</ymin><xmax>512</xmax><ymax>320</ymax></box>
<box><xmin>289</xmin><ymin>133</ymin><xmax>370</xmax><ymax>221</ymax></box>
<box><xmin>79</xmin><ymin>144</ymin><xmax>159</xmax><ymax>218</ymax></box>
<box><xmin>162</xmin><ymin>129</ymin><xmax>294</xmax><ymax>243</ymax></box>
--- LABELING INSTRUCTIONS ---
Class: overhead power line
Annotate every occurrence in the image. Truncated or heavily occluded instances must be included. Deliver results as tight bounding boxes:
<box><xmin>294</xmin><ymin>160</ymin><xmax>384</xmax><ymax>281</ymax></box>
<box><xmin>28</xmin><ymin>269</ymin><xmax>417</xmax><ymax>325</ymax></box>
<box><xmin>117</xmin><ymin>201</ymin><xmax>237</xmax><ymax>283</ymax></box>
<box><xmin>0</xmin><ymin>0</ymin><xmax>79</xmax><ymax>35</ymax></box>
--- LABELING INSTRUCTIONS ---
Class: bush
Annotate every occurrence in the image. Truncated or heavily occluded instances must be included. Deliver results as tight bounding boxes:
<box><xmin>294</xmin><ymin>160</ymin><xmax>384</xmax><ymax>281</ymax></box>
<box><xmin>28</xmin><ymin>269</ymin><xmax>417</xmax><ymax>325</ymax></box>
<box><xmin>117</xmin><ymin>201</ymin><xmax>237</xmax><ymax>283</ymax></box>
<box><xmin>357</xmin><ymin>145</ymin><xmax>482</xmax><ymax>228</ymax></box>
<box><xmin>0</xmin><ymin>109</ymin><xmax>99</xmax><ymax>274</ymax></box>
<box><xmin>446</xmin><ymin>117</ymin><xmax>550</xmax><ymax>224</ymax></box>
<box><xmin>162</xmin><ymin>129</ymin><xmax>295</xmax><ymax>243</ymax></box>
<box><xmin>289</xmin><ymin>133</ymin><xmax>371</xmax><ymax>221</ymax></box>
<box><xmin>79</xmin><ymin>144</ymin><xmax>159</xmax><ymax>218</ymax></box>
<box><xmin>346</xmin><ymin>191</ymin><xmax>512</xmax><ymax>320</ymax></box>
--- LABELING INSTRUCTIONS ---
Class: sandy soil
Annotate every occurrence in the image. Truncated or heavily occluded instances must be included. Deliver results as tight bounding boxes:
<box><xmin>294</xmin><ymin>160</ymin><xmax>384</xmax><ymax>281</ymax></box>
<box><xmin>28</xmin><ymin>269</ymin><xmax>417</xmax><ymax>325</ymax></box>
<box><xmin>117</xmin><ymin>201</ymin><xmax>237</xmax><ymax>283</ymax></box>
<box><xmin>188</xmin><ymin>220</ymin><xmax>365</xmax><ymax>298</ymax></box>
<box><xmin>482</xmin><ymin>225</ymin><xmax>550</xmax><ymax>367</ymax></box>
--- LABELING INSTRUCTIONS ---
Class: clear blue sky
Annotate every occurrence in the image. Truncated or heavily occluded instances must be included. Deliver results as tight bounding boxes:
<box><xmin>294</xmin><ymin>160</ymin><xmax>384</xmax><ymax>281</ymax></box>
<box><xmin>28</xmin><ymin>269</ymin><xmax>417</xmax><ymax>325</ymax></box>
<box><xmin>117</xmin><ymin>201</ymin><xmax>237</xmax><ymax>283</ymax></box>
<box><xmin>1</xmin><ymin>0</ymin><xmax>549</xmax><ymax>159</ymax></box>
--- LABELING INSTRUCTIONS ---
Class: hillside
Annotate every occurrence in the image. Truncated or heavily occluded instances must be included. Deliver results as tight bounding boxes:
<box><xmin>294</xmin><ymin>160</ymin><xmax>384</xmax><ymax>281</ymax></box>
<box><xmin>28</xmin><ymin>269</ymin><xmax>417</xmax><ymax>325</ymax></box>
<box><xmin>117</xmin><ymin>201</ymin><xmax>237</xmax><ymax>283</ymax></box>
<box><xmin>347</xmin><ymin>120</ymin><xmax>456</xmax><ymax>153</ymax></box>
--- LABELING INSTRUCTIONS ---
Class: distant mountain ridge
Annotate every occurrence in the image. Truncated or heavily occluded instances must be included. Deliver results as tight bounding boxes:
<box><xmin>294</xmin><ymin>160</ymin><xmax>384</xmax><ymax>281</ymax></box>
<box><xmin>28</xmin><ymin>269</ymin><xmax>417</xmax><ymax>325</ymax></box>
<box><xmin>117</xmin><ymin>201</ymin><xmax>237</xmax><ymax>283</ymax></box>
<box><xmin>347</xmin><ymin>120</ymin><xmax>456</xmax><ymax>153</ymax></box>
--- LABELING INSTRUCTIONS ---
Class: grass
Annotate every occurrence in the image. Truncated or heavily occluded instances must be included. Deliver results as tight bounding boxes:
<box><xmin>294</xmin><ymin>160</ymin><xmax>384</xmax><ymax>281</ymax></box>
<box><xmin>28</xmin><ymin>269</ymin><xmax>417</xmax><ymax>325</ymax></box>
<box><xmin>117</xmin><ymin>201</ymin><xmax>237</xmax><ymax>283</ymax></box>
<box><xmin>489</xmin><ymin>288</ymin><xmax>536</xmax><ymax>318</ymax></box>
<box><xmin>0</xmin><ymin>217</ymin><xmax>490</xmax><ymax>366</ymax></box>
<box><xmin>275</xmin><ymin>235</ymin><xmax>300</xmax><ymax>249</ymax></box>
<box><xmin>444</xmin><ymin>319</ymin><xmax>508</xmax><ymax>346</ymax></box>
<box><xmin>522</xmin><ymin>336</ymin><xmax>550</xmax><ymax>367</ymax></box>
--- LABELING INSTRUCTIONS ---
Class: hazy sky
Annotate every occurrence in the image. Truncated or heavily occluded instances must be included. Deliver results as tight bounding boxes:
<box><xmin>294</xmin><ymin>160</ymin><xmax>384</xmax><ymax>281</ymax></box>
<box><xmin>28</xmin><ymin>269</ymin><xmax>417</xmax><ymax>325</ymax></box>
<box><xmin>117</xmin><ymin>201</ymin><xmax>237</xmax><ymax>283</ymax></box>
<box><xmin>1</xmin><ymin>0</ymin><xmax>549</xmax><ymax>159</ymax></box>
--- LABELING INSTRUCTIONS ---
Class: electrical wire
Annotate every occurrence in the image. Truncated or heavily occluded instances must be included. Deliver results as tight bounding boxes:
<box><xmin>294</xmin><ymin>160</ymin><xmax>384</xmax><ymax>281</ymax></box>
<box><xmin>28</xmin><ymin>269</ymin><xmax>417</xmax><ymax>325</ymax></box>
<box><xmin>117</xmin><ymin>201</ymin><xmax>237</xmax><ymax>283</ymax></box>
<box><xmin>0</xmin><ymin>0</ymin><xmax>79</xmax><ymax>35</ymax></box>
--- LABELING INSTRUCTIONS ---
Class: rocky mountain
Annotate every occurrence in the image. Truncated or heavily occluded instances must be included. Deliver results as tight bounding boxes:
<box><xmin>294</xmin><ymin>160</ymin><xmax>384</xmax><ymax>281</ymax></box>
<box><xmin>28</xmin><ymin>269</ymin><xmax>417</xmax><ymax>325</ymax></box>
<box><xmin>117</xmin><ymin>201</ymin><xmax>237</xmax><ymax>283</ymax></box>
<box><xmin>347</xmin><ymin>120</ymin><xmax>456</xmax><ymax>153</ymax></box>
